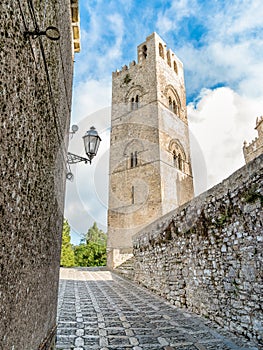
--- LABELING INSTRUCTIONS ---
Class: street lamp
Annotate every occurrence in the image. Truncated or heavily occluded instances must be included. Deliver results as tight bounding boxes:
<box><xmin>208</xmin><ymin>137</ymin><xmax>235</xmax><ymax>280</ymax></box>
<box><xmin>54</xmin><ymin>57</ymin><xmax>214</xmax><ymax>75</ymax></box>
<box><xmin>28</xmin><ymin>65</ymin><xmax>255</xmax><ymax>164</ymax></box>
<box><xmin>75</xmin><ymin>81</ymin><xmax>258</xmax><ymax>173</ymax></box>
<box><xmin>67</xmin><ymin>126</ymin><xmax>101</xmax><ymax>165</ymax></box>
<box><xmin>83</xmin><ymin>126</ymin><xmax>101</xmax><ymax>162</ymax></box>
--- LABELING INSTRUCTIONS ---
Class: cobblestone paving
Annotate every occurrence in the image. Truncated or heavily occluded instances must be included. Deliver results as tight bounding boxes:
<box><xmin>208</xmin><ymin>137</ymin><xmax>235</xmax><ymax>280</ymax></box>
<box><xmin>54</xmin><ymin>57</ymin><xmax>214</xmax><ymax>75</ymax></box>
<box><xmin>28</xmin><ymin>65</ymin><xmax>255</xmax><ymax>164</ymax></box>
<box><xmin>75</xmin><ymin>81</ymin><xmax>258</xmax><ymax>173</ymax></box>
<box><xmin>56</xmin><ymin>268</ymin><xmax>259</xmax><ymax>350</ymax></box>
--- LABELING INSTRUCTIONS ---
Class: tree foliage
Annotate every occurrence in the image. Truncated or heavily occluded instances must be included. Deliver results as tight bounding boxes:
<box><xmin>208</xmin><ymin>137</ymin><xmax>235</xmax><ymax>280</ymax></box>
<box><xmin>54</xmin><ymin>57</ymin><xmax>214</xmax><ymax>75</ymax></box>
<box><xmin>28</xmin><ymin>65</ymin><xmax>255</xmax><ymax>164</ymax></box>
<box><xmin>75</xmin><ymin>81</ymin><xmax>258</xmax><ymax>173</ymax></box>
<box><xmin>60</xmin><ymin>221</ymin><xmax>107</xmax><ymax>267</ymax></box>
<box><xmin>60</xmin><ymin>219</ymin><xmax>75</xmax><ymax>267</ymax></box>
<box><xmin>74</xmin><ymin>222</ymin><xmax>107</xmax><ymax>267</ymax></box>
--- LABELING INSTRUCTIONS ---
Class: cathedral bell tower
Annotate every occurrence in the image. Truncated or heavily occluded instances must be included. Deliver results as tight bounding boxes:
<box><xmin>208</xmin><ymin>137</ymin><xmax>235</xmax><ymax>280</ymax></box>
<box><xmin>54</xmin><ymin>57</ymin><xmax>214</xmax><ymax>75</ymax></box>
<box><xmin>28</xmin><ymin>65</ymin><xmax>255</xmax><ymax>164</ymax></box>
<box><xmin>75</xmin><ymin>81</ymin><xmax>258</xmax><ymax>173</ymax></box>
<box><xmin>107</xmin><ymin>33</ymin><xmax>194</xmax><ymax>268</ymax></box>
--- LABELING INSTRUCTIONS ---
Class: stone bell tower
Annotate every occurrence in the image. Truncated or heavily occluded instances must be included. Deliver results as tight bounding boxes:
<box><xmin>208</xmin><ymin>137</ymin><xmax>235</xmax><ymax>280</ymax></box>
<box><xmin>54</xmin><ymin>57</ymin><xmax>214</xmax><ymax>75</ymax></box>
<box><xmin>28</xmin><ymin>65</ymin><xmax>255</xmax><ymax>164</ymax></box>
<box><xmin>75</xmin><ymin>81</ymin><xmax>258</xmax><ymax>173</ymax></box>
<box><xmin>107</xmin><ymin>33</ymin><xmax>194</xmax><ymax>268</ymax></box>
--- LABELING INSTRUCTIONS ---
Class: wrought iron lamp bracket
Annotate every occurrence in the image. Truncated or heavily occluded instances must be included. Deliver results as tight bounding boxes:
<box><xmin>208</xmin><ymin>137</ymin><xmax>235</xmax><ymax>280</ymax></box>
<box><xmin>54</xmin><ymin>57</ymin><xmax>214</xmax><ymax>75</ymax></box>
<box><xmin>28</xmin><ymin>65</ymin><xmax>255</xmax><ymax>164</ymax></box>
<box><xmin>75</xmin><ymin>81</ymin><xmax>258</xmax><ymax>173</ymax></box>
<box><xmin>67</xmin><ymin>152</ymin><xmax>91</xmax><ymax>165</ymax></box>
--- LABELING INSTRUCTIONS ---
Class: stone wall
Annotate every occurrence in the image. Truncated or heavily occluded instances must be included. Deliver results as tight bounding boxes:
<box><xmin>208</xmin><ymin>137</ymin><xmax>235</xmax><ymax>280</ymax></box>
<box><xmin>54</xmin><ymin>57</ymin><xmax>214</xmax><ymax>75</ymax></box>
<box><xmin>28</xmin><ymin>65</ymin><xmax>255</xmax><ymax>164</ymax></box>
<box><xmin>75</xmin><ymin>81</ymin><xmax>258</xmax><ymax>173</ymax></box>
<box><xmin>133</xmin><ymin>154</ymin><xmax>263</xmax><ymax>345</ymax></box>
<box><xmin>0</xmin><ymin>1</ymin><xmax>73</xmax><ymax>349</ymax></box>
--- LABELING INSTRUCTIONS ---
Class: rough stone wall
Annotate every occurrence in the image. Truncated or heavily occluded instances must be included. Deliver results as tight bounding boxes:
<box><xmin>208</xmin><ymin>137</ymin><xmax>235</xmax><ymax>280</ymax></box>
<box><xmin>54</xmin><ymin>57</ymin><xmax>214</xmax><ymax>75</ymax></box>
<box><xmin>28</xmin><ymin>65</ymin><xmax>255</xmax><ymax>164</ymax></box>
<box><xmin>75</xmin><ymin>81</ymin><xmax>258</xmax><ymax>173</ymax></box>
<box><xmin>0</xmin><ymin>1</ymin><xmax>73</xmax><ymax>349</ymax></box>
<box><xmin>133</xmin><ymin>154</ymin><xmax>263</xmax><ymax>345</ymax></box>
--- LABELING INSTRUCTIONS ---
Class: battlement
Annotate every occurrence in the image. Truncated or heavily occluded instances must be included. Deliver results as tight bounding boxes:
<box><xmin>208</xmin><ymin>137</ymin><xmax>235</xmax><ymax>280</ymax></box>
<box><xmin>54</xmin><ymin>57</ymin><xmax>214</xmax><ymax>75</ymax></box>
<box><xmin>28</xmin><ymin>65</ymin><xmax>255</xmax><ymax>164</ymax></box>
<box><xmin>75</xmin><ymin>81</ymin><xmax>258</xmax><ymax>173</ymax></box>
<box><xmin>244</xmin><ymin>137</ymin><xmax>258</xmax><ymax>151</ymax></box>
<box><xmin>112</xmin><ymin>60</ymin><xmax>137</xmax><ymax>77</ymax></box>
<box><xmin>255</xmin><ymin>115</ymin><xmax>263</xmax><ymax>129</ymax></box>
<box><xmin>112</xmin><ymin>32</ymin><xmax>183</xmax><ymax>78</ymax></box>
<box><xmin>243</xmin><ymin>115</ymin><xmax>263</xmax><ymax>163</ymax></box>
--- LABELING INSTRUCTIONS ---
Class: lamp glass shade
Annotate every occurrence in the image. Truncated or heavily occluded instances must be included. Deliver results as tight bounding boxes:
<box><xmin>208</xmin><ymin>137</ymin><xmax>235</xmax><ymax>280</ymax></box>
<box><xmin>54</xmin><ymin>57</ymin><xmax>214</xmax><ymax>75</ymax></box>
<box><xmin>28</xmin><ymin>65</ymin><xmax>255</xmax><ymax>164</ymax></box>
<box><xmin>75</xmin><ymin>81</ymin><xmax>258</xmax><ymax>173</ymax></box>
<box><xmin>83</xmin><ymin>126</ymin><xmax>101</xmax><ymax>160</ymax></box>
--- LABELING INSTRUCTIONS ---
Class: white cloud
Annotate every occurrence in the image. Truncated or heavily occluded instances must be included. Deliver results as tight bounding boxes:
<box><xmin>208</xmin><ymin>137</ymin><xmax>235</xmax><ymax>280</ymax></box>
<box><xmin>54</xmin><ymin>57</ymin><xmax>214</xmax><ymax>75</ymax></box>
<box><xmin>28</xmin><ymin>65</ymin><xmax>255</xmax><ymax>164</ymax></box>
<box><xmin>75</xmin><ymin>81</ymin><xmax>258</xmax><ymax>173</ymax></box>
<box><xmin>156</xmin><ymin>16</ymin><xmax>174</xmax><ymax>34</ymax></box>
<box><xmin>157</xmin><ymin>0</ymin><xmax>199</xmax><ymax>34</ymax></box>
<box><xmin>176</xmin><ymin>38</ymin><xmax>263</xmax><ymax>100</ymax></box>
<box><xmin>156</xmin><ymin>0</ymin><xmax>263</xmax><ymax>102</ymax></box>
<box><xmin>189</xmin><ymin>87</ymin><xmax>262</xmax><ymax>194</ymax></box>
<box><xmin>76</xmin><ymin>4</ymin><xmax>125</xmax><ymax>81</ymax></box>
<box><xmin>209</xmin><ymin>0</ymin><xmax>263</xmax><ymax>39</ymax></box>
<box><xmin>170</xmin><ymin>0</ymin><xmax>199</xmax><ymax>17</ymax></box>
<box><xmin>72</xmin><ymin>79</ymin><xmax>111</xmax><ymax>123</ymax></box>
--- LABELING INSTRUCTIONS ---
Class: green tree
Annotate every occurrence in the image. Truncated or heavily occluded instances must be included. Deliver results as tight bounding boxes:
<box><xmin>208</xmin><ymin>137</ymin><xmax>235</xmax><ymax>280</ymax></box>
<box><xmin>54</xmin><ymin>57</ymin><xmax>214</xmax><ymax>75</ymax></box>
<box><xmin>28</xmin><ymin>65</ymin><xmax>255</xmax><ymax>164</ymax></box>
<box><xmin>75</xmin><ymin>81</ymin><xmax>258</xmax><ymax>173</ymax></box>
<box><xmin>74</xmin><ymin>243</ymin><xmax>95</xmax><ymax>267</ymax></box>
<box><xmin>60</xmin><ymin>219</ymin><xmax>75</xmax><ymax>267</ymax></box>
<box><xmin>74</xmin><ymin>222</ymin><xmax>107</xmax><ymax>267</ymax></box>
<box><xmin>86</xmin><ymin>222</ymin><xmax>107</xmax><ymax>246</ymax></box>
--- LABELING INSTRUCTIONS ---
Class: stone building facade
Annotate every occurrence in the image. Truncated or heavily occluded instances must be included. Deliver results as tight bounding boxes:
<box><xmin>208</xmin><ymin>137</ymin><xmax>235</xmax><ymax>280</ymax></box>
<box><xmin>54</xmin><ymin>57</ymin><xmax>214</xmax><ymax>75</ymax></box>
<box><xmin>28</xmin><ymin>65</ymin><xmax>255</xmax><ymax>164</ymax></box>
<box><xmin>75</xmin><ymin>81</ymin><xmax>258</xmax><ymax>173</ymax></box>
<box><xmin>0</xmin><ymin>1</ymin><xmax>78</xmax><ymax>349</ymax></box>
<box><xmin>107</xmin><ymin>33</ymin><xmax>194</xmax><ymax>268</ymax></box>
<box><xmin>243</xmin><ymin>116</ymin><xmax>263</xmax><ymax>163</ymax></box>
<box><xmin>131</xmin><ymin>154</ymin><xmax>263</xmax><ymax>346</ymax></box>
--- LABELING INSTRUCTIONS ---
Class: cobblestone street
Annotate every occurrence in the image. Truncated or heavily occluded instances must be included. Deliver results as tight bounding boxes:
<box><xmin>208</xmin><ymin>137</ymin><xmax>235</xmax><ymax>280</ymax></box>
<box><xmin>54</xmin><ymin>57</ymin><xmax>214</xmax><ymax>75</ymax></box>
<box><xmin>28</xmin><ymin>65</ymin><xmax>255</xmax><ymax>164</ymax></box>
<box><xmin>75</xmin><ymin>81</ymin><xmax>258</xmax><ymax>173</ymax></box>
<box><xmin>56</xmin><ymin>268</ymin><xmax>259</xmax><ymax>350</ymax></box>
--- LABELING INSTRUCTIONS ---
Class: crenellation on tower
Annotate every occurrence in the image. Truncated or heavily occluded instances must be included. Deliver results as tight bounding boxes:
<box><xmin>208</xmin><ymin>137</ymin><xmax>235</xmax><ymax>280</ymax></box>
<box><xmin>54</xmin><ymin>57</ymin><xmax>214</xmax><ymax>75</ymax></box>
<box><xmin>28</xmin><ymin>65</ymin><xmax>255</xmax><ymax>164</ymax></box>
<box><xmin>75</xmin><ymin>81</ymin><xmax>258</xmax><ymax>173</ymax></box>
<box><xmin>243</xmin><ymin>116</ymin><xmax>263</xmax><ymax>163</ymax></box>
<box><xmin>107</xmin><ymin>33</ymin><xmax>194</xmax><ymax>268</ymax></box>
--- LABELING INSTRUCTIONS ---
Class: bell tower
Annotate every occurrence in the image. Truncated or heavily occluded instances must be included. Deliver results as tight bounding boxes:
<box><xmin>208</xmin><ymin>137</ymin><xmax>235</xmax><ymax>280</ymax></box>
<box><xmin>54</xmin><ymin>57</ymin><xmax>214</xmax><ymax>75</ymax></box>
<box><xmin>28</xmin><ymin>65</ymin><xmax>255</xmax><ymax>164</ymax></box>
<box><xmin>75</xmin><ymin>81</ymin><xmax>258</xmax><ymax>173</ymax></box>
<box><xmin>107</xmin><ymin>33</ymin><xmax>194</xmax><ymax>268</ymax></box>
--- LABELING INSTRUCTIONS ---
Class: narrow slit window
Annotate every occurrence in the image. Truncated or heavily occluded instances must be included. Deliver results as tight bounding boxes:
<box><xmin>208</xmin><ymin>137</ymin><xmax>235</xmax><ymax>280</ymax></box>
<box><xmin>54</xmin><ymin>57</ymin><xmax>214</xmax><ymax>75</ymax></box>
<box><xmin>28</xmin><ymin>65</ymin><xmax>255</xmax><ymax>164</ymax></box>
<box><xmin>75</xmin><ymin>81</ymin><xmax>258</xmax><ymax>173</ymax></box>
<box><xmin>173</xmin><ymin>151</ymin><xmax>177</xmax><ymax>167</ymax></box>
<box><xmin>135</xmin><ymin>95</ymin><xmax>139</xmax><ymax>109</ymax></box>
<box><xmin>159</xmin><ymin>43</ymin><xmax>164</xmax><ymax>59</ymax></box>
<box><xmin>131</xmin><ymin>97</ymin><xmax>135</xmax><ymax>110</ymax></box>
<box><xmin>131</xmin><ymin>186</ymin><xmax>135</xmax><ymax>204</ymax></box>
<box><xmin>178</xmin><ymin>154</ymin><xmax>183</xmax><ymax>171</ymax></box>
<box><xmin>167</xmin><ymin>51</ymin><xmax>171</xmax><ymax>67</ymax></box>
<box><xmin>131</xmin><ymin>152</ymin><xmax>134</xmax><ymax>168</ymax></box>
<box><xmin>142</xmin><ymin>45</ymin><xmax>147</xmax><ymax>59</ymax></box>
<box><xmin>134</xmin><ymin>151</ymin><xmax>138</xmax><ymax>166</ymax></box>
<box><xmin>174</xmin><ymin>61</ymin><xmax>178</xmax><ymax>74</ymax></box>
<box><xmin>169</xmin><ymin>97</ymin><xmax>173</xmax><ymax>110</ymax></box>
<box><xmin>130</xmin><ymin>152</ymin><xmax>138</xmax><ymax>168</ymax></box>
<box><xmin>172</xmin><ymin>101</ymin><xmax>176</xmax><ymax>114</ymax></box>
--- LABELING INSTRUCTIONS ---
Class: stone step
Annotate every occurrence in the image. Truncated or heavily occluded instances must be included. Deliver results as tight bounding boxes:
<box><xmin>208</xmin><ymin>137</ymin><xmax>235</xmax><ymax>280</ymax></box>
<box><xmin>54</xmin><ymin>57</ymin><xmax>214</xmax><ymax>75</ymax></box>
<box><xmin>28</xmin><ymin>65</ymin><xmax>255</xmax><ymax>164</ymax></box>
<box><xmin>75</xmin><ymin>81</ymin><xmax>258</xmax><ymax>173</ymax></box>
<box><xmin>114</xmin><ymin>256</ymin><xmax>135</xmax><ymax>279</ymax></box>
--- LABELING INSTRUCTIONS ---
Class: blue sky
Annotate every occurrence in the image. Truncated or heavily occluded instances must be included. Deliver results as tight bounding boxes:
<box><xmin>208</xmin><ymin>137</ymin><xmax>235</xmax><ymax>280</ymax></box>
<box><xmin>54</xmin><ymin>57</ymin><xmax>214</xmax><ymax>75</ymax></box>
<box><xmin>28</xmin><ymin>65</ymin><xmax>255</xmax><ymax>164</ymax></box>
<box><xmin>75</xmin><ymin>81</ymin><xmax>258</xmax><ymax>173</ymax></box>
<box><xmin>65</xmin><ymin>0</ymin><xmax>263</xmax><ymax>244</ymax></box>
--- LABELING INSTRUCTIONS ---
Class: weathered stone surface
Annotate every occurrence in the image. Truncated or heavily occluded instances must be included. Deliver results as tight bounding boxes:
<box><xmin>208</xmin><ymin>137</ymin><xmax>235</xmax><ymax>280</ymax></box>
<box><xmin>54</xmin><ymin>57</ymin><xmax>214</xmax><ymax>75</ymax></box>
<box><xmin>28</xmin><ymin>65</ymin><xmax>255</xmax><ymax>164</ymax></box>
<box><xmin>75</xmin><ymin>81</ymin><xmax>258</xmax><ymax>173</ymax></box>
<box><xmin>0</xmin><ymin>1</ymin><xmax>74</xmax><ymax>349</ymax></box>
<box><xmin>107</xmin><ymin>33</ymin><xmax>194</xmax><ymax>269</ymax></box>
<box><xmin>132</xmin><ymin>154</ymin><xmax>263</xmax><ymax>346</ymax></box>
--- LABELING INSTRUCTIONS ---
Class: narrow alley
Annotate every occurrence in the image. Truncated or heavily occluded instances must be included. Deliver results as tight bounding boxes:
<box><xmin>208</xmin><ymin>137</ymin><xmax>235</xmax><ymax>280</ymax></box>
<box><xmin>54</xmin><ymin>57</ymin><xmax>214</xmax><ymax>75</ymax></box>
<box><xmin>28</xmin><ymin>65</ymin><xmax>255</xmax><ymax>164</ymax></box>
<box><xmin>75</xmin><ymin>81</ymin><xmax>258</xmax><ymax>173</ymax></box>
<box><xmin>56</xmin><ymin>268</ymin><xmax>259</xmax><ymax>350</ymax></box>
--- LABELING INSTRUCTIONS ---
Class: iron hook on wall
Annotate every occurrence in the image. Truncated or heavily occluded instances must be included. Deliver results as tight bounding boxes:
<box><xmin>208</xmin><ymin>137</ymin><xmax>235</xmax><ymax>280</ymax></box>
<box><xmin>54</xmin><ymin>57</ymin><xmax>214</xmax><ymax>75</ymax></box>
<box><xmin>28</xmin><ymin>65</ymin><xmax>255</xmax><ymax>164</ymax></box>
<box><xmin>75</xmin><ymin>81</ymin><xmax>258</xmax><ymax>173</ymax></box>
<box><xmin>24</xmin><ymin>26</ymin><xmax>60</xmax><ymax>41</ymax></box>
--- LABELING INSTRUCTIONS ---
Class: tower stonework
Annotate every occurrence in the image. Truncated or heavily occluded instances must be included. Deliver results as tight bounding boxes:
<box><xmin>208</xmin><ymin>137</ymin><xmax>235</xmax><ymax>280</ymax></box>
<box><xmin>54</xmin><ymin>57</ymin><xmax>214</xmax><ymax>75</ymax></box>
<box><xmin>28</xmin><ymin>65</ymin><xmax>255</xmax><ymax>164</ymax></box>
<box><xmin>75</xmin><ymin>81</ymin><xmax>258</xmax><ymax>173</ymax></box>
<box><xmin>107</xmin><ymin>33</ymin><xmax>194</xmax><ymax>268</ymax></box>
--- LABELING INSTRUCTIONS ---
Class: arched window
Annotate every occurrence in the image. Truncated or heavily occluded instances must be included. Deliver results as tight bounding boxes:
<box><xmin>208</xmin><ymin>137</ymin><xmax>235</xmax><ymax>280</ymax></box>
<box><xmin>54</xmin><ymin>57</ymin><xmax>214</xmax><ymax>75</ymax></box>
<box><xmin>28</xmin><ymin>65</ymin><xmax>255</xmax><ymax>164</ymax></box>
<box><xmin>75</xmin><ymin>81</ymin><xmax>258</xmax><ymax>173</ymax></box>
<box><xmin>167</xmin><ymin>51</ymin><xmax>171</xmax><ymax>67</ymax></box>
<box><xmin>165</xmin><ymin>85</ymin><xmax>181</xmax><ymax>117</ymax></box>
<box><xmin>174</xmin><ymin>61</ymin><xmax>178</xmax><ymax>74</ymax></box>
<box><xmin>159</xmin><ymin>43</ymin><xmax>164</xmax><ymax>59</ymax></box>
<box><xmin>142</xmin><ymin>45</ymin><xmax>147</xmax><ymax>59</ymax></box>
<box><xmin>124</xmin><ymin>139</ymin><xmax>144</xmax><ymax>169</ymax></box>
<box><xmin>130</xmin><ymin>95</ymin><xmax>139</xmax><ymax>110</ymax></box>
<box><xmin>126</xmin><ymin>85</ymin><xmax>144</xmax><ymax>111</ymax></box>
<box><xmin>169</xmin><ymin>139</ymin><xmax>186</xmax><ymax>173</ymax></box>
